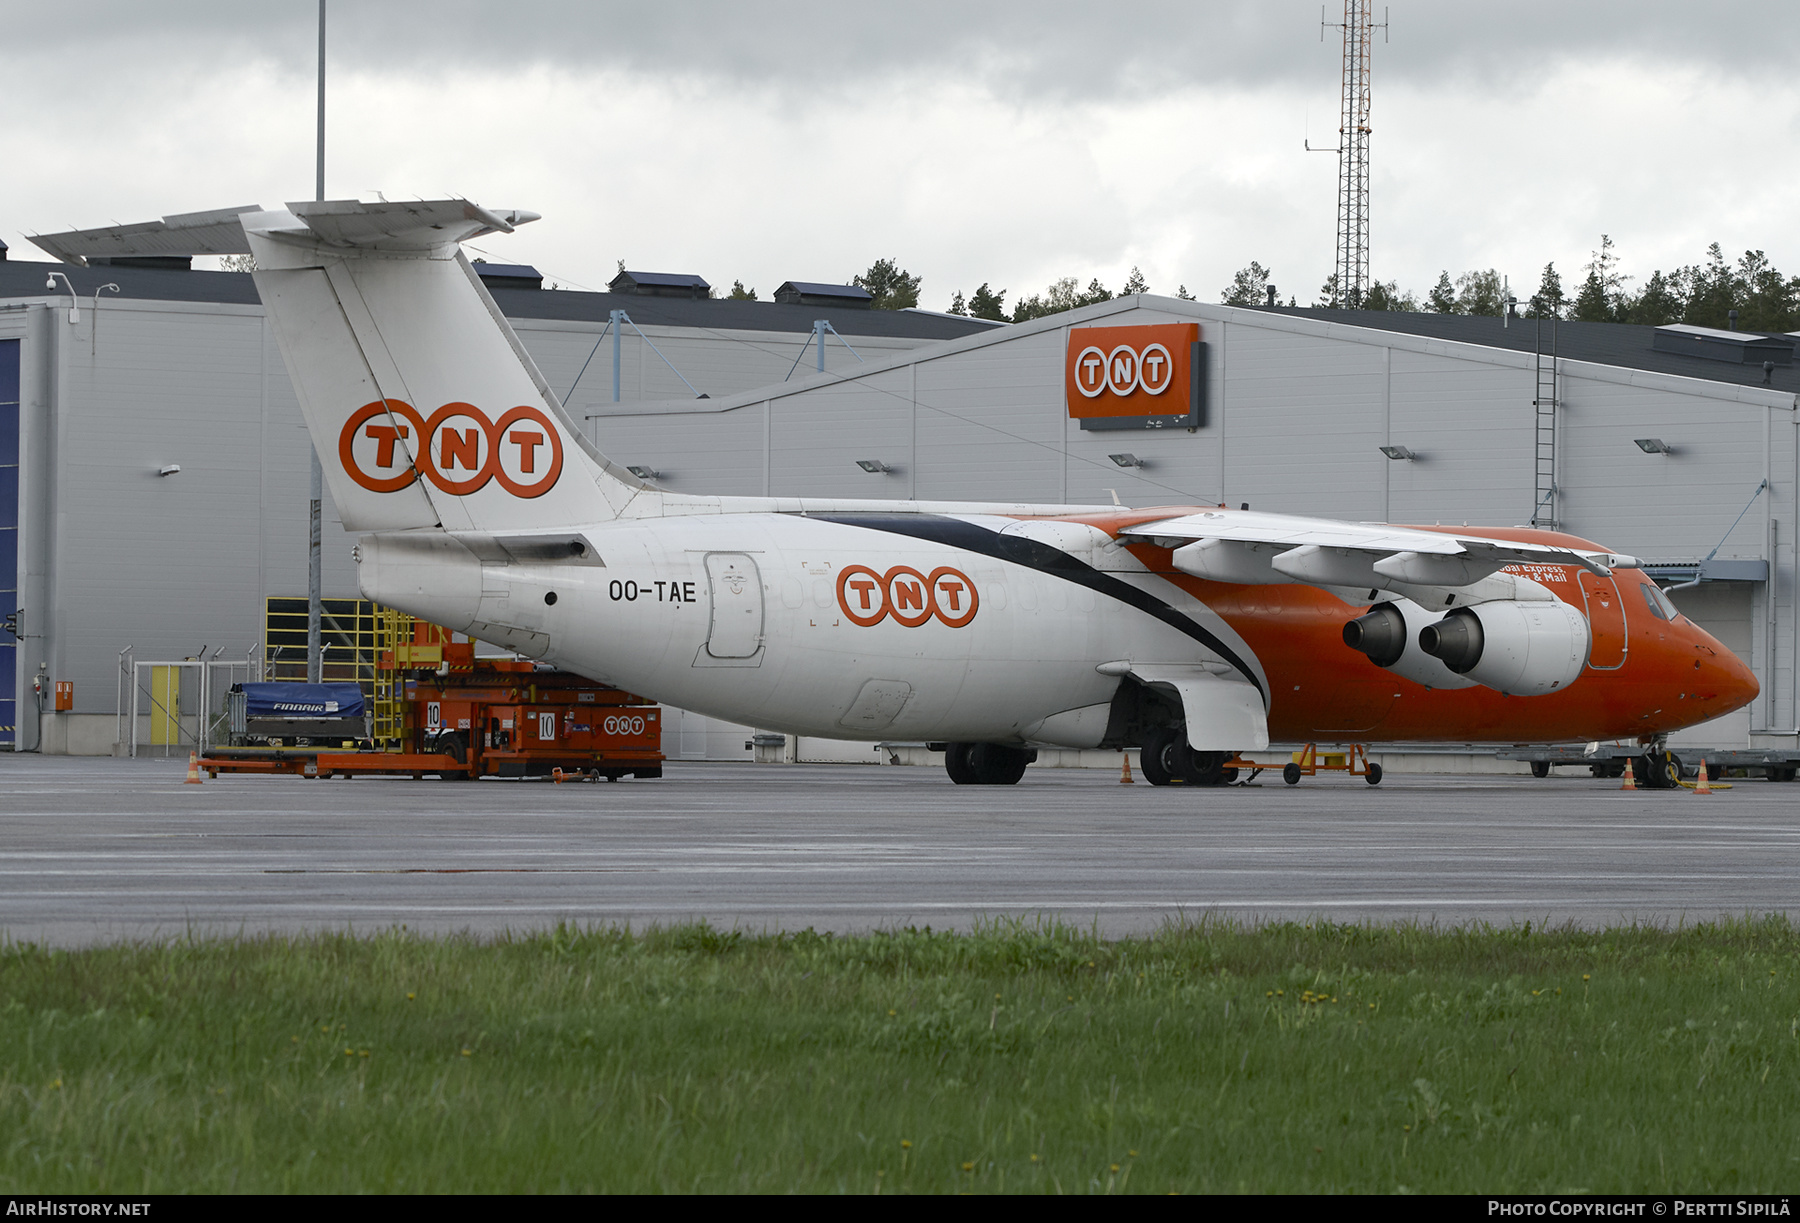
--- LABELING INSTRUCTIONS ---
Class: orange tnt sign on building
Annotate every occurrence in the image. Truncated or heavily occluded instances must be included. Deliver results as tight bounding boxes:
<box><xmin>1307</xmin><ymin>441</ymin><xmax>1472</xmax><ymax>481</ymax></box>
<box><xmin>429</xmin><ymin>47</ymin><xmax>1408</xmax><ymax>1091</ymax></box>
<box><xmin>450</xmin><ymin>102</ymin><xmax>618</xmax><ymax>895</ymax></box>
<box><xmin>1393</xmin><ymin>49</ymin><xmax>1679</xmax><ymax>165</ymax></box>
<box><xmin>1064</xmin><ymin>322</ymin><xmax>1205</xmax><ymax>431</ymax></box>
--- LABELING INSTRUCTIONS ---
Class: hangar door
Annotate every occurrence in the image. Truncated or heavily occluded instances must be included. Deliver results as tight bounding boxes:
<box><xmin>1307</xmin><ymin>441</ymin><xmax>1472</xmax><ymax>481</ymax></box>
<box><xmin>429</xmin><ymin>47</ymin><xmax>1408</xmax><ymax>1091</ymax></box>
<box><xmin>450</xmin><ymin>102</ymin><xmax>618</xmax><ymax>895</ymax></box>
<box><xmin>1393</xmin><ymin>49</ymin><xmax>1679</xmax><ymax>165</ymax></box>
<box><xmin>704</xmin><ymin>553</ymin><xmax>764</xmax><ymax>658</ymax></box>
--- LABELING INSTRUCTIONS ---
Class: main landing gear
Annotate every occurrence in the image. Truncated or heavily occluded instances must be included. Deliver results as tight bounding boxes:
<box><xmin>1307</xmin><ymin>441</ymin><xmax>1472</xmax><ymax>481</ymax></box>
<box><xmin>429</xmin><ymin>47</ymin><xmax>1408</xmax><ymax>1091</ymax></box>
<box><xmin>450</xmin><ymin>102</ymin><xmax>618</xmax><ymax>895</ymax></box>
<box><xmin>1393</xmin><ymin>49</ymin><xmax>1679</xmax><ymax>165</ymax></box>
<box><xmin>943</xmin><ymin>742</ymin><xmax>1036</xmax><ymax>785</ymax></box>
<box><xmin>1137</xmin><ymin>728</ymin><xmax>1242</xmax><ymax>787</ymax></box>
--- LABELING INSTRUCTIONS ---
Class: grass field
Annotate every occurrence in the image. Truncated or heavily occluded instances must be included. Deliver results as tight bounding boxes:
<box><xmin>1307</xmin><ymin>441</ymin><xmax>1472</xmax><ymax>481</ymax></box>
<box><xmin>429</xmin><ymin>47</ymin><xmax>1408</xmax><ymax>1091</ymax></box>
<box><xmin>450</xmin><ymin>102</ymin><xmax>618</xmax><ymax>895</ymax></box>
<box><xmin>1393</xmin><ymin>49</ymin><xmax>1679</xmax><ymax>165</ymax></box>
<box><xmin>0</xmin><ymin>918</ymin><xmax>1796</xmax><ymax>1193</ymax></box>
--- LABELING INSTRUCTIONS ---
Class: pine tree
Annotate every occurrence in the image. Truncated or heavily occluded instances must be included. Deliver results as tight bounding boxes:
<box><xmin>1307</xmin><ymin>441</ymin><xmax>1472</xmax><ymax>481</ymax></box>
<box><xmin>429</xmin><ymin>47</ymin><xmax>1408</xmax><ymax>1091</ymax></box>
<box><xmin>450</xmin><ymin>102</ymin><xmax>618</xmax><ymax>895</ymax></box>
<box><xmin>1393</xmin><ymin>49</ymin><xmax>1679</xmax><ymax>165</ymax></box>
<box><xmin>1222</xmin><ymin>262</ymin><xmax>1273</xmax><ymax>306</ymax></box>
<box><xmin>1076</xmin><ymin>278</ymin><xmax>1113</xmax><ymax>307</ymax></box>
<box><xmin>1527</xmin><ymin>263</ymin><xmax>1565</xmax><ymax>318</ymax></box>
<box><xmin>1175</xmin><ymin>285</ymin><xmax>1196</xmax><ymax>301</ymax></box>
<box><xmin>1572</xmin><ymin>236</ymin><xmax>1629</xmax><ymax>323</ymax></box>
<box><xmin>1680</xmin><ymin>244</ymin><xmax>1734</xmax><ymax>328</ymax></box>
<box><xmin>1736</xmin><ymin>250</ymin><xmax>1797</xmax><ymax>332</ymax></box>
<box><xmin>1361</xmin><ymin>280</ymin><xmax>1417</xmax><ymax>312</ymax></box>
<box><xmin>1314</xmin><ymin>271</ymin><xmax>1340</xmax><ymax>308</ymax></box>
<box><xmin>947</xmin><ymin>290</ymin><xmax>968</xmax><ymax>315</ymax></box>
<box><xmin>1625</xmin><ymin>270</ymin><xmax>1682</xmax><ymax>326</ymax></box>
<box><xmin>1121</xmin><ymin>266</ymin><xmax>1149</xmax><ymax>295</ymax></box>
<box><xmin>1428</xmin><ymin>271</ymin><xmax>1458</xmax><ymax>314</ymax></box>
<box><xmin>727</xmin><ymin>280</ymin><xmax>757</xmax><ymax>301</ymax></box>
<box><xmin>853</xmin><ymin>258</ymin><xmax>922</xmax><ymax>311</ymax></box>
<box><xmin>968</xmin><ymin>283</ymin><xmax>1007</xmax><ymax>321</ymax></box>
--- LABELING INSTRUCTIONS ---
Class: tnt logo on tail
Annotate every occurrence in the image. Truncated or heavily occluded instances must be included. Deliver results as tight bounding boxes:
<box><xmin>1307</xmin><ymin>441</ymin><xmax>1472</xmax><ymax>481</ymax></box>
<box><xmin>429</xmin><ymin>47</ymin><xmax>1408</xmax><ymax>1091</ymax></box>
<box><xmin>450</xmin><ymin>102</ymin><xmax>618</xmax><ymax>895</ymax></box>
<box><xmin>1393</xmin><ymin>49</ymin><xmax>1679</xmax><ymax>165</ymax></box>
<box><xmin>340</xmin><ymin>399</ymin><xmax>563</xmax><ymax>498</ymax></box>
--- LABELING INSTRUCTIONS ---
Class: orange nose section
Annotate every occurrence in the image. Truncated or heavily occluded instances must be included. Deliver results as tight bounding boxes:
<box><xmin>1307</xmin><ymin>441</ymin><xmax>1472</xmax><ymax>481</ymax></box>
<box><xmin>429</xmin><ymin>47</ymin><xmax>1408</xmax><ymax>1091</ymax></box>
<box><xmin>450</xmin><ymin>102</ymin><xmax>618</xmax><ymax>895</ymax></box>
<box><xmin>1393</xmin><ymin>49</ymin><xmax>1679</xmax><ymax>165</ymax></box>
<box><xmin>1718</xmin><ymin>647</ymin><xmax>1761</xmax><ymax>713</ymax></box>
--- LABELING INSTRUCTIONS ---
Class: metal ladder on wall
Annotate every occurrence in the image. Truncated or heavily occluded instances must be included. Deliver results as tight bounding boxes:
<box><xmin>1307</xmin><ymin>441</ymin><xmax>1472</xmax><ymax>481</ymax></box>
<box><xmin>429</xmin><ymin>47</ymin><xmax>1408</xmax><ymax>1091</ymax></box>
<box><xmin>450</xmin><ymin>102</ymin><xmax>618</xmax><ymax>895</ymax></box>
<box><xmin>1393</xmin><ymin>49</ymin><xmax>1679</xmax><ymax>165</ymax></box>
<box><xmin>1531</xmin><ymin>316</ymin><xmax>1558</xmax><ymax>529</ymax></box>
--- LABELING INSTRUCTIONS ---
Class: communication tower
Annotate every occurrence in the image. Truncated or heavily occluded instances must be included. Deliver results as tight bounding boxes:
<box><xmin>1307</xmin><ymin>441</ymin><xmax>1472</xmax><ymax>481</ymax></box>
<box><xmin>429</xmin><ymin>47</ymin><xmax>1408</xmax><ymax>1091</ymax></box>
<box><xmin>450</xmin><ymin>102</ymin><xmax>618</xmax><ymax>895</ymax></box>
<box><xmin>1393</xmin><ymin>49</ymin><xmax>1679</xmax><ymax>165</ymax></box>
<box><xmin>1308</xmin><ymin>3</ymin><xmax>1387</xmax><ymax>307</ymax></box>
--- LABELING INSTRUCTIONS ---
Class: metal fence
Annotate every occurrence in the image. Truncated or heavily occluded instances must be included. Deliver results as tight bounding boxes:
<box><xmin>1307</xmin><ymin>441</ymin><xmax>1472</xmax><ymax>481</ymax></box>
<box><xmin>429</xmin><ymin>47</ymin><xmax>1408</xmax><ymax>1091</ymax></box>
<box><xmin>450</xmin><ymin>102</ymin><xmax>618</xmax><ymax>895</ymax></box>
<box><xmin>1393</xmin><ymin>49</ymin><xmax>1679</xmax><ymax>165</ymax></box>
<box><xmin>116</xmin><ymin>648</ymin><xmax>258</xmax><ymax>758</ymax></box>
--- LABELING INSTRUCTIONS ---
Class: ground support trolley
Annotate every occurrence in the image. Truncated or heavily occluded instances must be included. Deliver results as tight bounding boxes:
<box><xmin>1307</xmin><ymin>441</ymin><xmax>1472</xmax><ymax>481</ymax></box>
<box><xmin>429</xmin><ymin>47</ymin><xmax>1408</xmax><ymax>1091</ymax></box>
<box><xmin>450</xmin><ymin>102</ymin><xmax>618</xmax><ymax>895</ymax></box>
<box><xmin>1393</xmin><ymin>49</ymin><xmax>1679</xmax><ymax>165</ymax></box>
<box><xmin>1497</xmin><ymin>744</ymin><xmax>1800</xmax><ymax>787</ymax></box>
<box><xmin>1255</xmin><ymin>742</ymin><xmax>1383</xmax><ymax>787</ymax></box>
<box><xmin>1157</xmin><ymin>743</ymin><xmax>1382</xmax><ymax>787</ymax></box>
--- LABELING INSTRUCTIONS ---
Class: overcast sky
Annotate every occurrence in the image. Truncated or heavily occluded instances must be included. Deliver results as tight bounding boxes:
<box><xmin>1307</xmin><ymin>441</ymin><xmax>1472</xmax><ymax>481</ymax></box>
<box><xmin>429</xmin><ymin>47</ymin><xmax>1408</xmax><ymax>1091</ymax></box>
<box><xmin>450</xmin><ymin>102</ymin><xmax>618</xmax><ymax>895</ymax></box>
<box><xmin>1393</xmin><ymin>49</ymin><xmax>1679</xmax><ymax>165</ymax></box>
<box><xmin>7</xmin><ymin>2</ymin><xmax>1798</xmax><ymax>310</ymax></box>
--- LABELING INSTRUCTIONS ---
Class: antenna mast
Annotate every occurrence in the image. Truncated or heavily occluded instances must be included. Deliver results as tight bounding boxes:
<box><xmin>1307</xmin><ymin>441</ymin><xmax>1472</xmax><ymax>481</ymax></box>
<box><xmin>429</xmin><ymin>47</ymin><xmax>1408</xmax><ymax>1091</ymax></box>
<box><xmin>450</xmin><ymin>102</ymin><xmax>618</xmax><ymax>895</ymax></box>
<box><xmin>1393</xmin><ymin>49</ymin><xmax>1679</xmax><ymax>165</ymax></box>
<box><xmin>1311</xmin><ymin>3</ymin><xmax>1387</xmax><ymax>307</ymax></box>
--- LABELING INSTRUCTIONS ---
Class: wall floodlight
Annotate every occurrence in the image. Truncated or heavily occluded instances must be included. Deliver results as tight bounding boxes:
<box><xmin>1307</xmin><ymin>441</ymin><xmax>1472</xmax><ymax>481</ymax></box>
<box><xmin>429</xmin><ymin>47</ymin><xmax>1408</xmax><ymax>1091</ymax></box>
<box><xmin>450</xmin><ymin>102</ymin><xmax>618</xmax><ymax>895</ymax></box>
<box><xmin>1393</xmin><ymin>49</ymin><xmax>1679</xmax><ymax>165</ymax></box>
<box><xmin>1634</xmin><ymin>438</ymin><xmax>1674</xmax><ymax>455</ymax></box>
<box><xmin>157</xmin><ymin>464</ymin><xmax>181</xmax><ymax>477</ymax></box>
<box><xmin>625</xmin><ymin>465</ymin><xmax>660</xmax><ymax>480</ymax></box>
<box><xmin>45</xmin><ymin>272</ymin><xmax>80</xmax><ymax>323</ymax></box>
<box><xmin>1108</xmin><ymin>453</ymin><xmax>1144</xmax><ymax>468</ymax></box>
<box><xmin>1379</xmin><ymin>445</ymin><xmax>1417</xmax><ymax>461</ymax></box>
<box><xmin>856</xmin><ymin>459</ymin><xmax>891</xmax><ymax>473</ymax></box>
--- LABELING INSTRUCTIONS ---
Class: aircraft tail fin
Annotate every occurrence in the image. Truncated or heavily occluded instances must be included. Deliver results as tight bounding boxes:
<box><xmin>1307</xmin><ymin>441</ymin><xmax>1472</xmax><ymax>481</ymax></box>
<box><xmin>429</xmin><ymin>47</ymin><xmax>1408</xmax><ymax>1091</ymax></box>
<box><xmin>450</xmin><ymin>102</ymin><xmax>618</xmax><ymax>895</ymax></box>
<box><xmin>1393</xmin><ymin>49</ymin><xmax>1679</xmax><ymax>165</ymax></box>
<box><xmin>37</xmin><ymin>200</ymin><xmax>651</xmax><ymax>534</ymax></box>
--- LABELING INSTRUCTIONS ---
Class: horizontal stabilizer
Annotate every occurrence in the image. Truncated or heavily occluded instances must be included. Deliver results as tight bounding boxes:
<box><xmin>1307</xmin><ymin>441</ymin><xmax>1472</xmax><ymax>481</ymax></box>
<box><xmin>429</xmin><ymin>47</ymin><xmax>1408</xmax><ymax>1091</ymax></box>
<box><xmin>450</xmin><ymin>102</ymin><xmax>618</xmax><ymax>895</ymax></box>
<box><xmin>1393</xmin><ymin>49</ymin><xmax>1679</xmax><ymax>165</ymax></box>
<box><xmin>28</xmin><ymin>199</ymin><xmax>541</xmax><ymax>265</ymax></box>
<box><xmin>30</xmin><ymin>205</ymin><xmax>264</xmax><ymax>264</ymax></box>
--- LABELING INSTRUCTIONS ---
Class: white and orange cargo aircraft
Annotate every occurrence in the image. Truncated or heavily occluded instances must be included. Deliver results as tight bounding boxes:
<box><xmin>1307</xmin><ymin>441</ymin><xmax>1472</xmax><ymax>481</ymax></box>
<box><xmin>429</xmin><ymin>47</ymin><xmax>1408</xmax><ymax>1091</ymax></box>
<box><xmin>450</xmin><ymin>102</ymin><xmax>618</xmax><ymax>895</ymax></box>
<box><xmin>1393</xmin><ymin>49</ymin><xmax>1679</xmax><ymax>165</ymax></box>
<box><xmin>34</xmin><ymin>200</ymin><xmax>1760</xmax><ymax>787</ymax></box>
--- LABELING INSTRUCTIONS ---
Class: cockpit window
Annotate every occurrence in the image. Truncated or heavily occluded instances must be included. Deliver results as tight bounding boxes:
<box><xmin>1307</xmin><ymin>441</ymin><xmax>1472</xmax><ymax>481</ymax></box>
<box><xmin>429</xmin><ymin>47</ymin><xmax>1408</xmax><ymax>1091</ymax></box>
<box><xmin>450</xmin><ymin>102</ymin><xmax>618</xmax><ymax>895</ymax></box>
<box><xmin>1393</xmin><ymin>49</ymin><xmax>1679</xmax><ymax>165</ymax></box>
<box><xmin>1639</xmin><ymin>582</ymin><xmax>1680</xmax><ymax>621</ymax></box>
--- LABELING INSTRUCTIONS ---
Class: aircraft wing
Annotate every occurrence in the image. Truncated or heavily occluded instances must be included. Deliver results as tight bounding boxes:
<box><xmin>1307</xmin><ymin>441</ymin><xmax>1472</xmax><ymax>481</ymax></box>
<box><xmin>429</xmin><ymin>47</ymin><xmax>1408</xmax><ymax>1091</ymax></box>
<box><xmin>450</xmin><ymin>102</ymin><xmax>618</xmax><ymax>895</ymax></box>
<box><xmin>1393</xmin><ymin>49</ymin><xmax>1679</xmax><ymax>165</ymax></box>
<box><xmin>1120</xmin><ymin>510</ymin><xmax>1637</xmax><ymax>574</ymax></box>
<box><xmin>1118</xmin><ymin>510</ymin><xmax>1639</xmax><ymax>610</ymax></box>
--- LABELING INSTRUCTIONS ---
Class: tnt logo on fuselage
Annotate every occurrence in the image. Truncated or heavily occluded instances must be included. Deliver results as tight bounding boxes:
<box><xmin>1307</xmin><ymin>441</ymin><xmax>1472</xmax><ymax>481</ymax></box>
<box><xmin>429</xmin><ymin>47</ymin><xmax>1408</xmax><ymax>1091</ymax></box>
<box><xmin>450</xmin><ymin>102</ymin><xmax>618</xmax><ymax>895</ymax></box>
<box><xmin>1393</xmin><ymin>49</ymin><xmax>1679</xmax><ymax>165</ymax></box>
<box><xmin>340</xmin><ymin>399</ymin><xmax>564</xmax><ymax>498</ymax></box>
<box><xmin>836</xmin><ymin>565</ymin><xmax>979</xmax><ymax>628</ymax></box>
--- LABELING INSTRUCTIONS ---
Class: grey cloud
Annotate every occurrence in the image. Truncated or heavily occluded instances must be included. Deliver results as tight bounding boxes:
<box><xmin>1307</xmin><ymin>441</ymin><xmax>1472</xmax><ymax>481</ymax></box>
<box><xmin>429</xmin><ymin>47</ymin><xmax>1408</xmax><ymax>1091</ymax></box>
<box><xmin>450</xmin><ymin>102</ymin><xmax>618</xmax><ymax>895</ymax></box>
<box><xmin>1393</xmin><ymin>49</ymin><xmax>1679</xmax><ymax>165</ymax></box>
<box><xmin>13</xmin><ymin>2</ymin><xmax>1795</xmax><ymax>101</ymax></box>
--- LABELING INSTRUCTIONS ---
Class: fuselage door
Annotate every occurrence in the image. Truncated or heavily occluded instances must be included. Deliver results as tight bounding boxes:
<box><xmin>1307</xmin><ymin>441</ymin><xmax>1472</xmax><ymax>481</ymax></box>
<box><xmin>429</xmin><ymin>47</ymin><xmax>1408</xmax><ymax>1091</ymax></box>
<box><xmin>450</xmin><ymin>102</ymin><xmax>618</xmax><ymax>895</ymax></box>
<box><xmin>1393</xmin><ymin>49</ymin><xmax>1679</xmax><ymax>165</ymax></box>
<box><xmin>705</xmin><ymin>553</ymin><xmax>765</xmax><ymax>658</ymax></box>
<box><xmin>1577</xmin><ymin>570</ymin><xmax>1627</xmax><ymax>669</ymax></box>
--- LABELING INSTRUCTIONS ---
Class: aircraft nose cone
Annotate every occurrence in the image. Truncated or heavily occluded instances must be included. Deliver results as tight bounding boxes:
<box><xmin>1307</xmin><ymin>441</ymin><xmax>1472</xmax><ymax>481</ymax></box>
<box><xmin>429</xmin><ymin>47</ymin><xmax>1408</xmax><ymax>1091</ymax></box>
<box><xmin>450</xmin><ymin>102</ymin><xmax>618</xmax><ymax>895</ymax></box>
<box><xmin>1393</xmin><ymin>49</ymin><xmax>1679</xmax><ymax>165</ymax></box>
<box><xmin>1716</xmin><ymin>647</ymin><xmax>1760</xmax><ymax>712</ymax></box>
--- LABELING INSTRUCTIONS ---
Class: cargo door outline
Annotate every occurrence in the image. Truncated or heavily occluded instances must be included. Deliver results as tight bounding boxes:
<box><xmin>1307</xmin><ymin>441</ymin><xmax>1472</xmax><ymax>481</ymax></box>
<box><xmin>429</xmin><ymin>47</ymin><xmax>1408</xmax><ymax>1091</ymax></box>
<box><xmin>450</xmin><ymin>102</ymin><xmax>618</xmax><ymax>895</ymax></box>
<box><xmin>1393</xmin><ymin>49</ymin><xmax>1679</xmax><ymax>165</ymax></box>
<box><xmin>704</xmin><ymin>552</ymin><xmax>765</xmax><ymax>659</ymax></box>
<box><xmin>1577</xmin><ymin>571</ymin><xmax>1627</xmax><ymax>670</ymax></box>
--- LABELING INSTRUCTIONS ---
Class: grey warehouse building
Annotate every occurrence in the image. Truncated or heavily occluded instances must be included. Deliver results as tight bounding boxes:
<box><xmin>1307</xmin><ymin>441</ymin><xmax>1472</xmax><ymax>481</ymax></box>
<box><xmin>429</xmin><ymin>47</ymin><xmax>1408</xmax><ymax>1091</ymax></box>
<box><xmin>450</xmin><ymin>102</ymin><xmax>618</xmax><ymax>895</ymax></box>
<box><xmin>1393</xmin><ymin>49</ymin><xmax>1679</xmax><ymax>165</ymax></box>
<box><xmin>2</xmin><ymin>249</ymin><xmax>1794</xmax><ymax>762</ymax></box>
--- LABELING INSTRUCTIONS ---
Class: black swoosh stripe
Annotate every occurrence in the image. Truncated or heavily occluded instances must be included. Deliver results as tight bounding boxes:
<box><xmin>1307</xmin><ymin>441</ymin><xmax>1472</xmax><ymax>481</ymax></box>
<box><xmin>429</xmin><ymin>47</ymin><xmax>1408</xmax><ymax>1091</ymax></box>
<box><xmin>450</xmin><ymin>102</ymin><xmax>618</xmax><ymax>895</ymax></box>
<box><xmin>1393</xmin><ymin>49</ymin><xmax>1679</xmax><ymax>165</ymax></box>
<box><xmin>804</xmin><ymin>512</ymin><xmax>1266</xmax><ymax>704</ymax></box>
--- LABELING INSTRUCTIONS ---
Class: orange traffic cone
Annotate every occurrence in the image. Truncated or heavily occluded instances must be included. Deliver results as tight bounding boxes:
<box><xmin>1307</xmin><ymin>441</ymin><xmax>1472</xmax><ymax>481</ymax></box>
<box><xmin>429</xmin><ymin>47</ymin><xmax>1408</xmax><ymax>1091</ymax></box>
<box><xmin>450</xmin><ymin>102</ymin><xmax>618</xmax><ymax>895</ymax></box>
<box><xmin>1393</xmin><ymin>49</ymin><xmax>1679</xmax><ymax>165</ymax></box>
<box><xmin>1694</xmin><ymin>759</ymin><xmax>1712</xmax><ymax>795</ymax></box>
<box><xmin>1619</xmin><ymin>757</ymin><xmax>1637</xmax><ymax>791</ymax></box>
<box><xmin>185</xmin><ymin>751</ymin><xmax>203</xmax><ymax>785</ymax></box>
<box><xmin>1120</xmin><ymin>753</ymin><xmax>1135</xmax><ymax>784</ymax></box>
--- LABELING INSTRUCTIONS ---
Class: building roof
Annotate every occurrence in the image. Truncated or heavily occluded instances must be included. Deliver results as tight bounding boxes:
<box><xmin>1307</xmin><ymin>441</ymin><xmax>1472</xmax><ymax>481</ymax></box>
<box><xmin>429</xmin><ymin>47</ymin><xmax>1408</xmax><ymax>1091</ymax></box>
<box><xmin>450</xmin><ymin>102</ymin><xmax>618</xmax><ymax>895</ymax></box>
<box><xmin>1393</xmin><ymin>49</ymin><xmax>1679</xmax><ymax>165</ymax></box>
<box><xmin>612</xmin><ymin>271</ymin><xmax>710</xmax><ymax>289</ymax></box>
<box><xmin>0</xmin><ymin>258</ymin><xmax>991</xmax><ymax>341</ymax></box>
<box><xmin>1253</xmin><ymin>305</ymin><xmax>1800</xmax><ymax>394</ymax></box>
<box><xmin>776</xmin><ymin>281</ymin><xmax>871</xmax><ymax>299</ymax></box>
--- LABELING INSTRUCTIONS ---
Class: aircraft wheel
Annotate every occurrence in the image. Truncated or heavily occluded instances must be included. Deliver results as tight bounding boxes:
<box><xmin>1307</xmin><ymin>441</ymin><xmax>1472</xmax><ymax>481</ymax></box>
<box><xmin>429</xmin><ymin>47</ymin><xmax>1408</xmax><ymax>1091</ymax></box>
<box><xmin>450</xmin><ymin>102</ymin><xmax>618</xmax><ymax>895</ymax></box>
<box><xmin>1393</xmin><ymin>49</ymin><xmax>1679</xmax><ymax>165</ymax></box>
<box><xmin>969</xmin><ymin>743</ymin><xmax>1031</xmax><ymax>786</ymax></box>
<box><xmin>1219</xmin><ymin>767</ymin><xmax>1240</xmax><ymax>786</ymax></box>
<box><xmin>1282</xmin><ymin>762</ymin><xmax>1303</xmax><ymax>786</ymax></box>
<box><xmin>1365</xmin><ymin>762</ymin><xmax>1384</xmax><ymax>786</ymax></box>
<box><xmin>1138</xmin><ymin>729</ymin><xmax>1179</xmax><ymax>786</ymax></box>
<box><xmin>1531</xmin><ymin>760</ymin><xmax>1551</xmax><ymax>779</ymax></box>
<box><xmin>945</xmin><ymin>742</ymin><xmax>979</xmax><ymax>785</ymax></box>
<box><xmin>1180</xmin><ymin>749</ymin><xmax>1235</xmax><ymax>787</ymax></box>
<box><xmin>1655</xmin><ymin>751</ymin><xmax>1683</xmax><ymax>789</ymax></box>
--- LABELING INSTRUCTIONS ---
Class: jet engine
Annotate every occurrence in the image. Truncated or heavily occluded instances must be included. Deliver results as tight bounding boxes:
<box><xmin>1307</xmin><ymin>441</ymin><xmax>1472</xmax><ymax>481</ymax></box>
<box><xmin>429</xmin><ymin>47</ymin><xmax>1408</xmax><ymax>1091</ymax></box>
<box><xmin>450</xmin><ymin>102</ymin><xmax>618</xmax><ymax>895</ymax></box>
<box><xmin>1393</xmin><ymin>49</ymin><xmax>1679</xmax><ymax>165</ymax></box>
<box><xmin>1417</xmin><ymin>600</ymin><xmax>1591</xmax><ymax>696</ymax></box>
<box><xmin>1342</xmin><ymin>600</ymin><xmax>1479</xmax><ymax>690</ymax></box>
